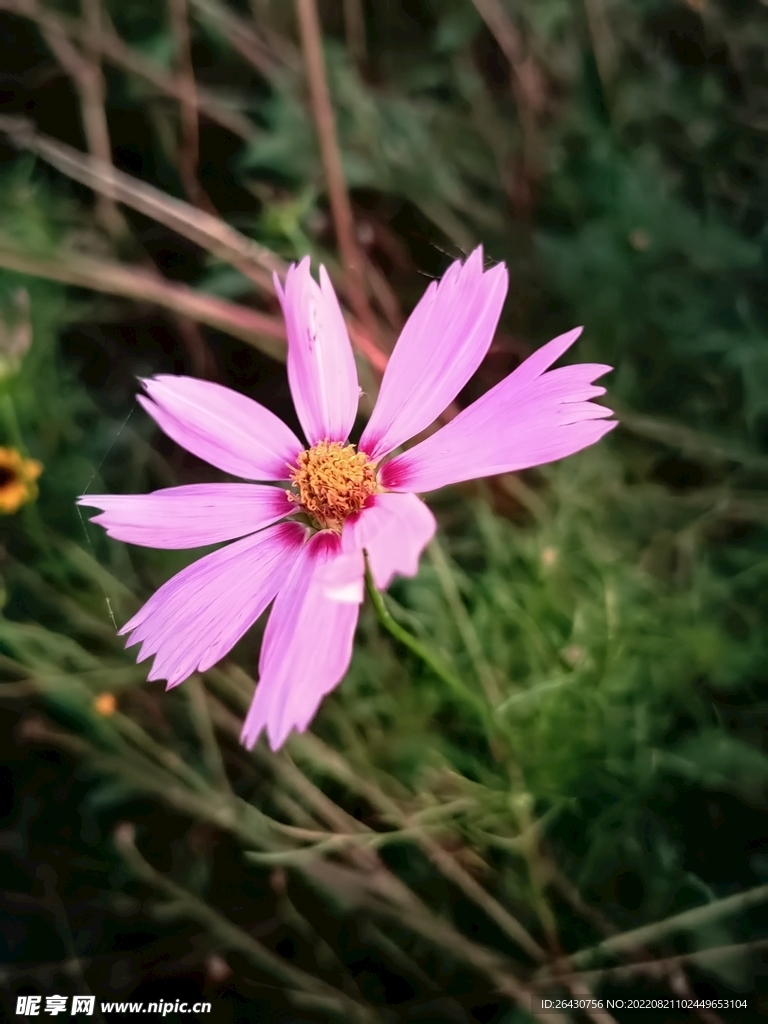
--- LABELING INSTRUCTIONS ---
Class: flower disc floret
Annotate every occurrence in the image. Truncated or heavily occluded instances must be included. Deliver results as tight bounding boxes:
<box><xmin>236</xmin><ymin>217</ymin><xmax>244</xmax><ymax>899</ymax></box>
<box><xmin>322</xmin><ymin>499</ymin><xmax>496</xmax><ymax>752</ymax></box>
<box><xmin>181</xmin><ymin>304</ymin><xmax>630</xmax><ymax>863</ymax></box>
<box><xmin>288</xmin><ymin>440</ymin><xmax>377</xmax><ymax>531</ymax></box>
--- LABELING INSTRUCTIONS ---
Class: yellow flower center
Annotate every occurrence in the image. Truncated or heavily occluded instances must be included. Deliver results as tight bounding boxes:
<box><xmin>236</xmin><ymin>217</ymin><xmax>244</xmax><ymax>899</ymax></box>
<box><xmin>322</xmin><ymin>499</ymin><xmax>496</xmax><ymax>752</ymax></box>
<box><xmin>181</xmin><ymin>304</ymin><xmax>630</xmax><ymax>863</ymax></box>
<box><xmin>288</xmin><ymin>440</ymin><xmax>377</xmax><ymax>532</ymax></box>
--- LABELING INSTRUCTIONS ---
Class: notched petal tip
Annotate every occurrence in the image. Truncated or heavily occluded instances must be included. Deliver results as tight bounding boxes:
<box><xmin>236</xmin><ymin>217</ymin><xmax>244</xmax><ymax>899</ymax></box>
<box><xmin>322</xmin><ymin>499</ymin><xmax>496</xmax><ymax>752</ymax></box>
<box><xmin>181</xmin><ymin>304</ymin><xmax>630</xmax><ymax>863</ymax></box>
<box><xmin>240</xmin><ymin>534</ymin><xmax>363</xmax><ymax>752</ymax></box>
<box><xmin>117</xmin><ymin>522</ymin><xmax>306</xmax><ymax>690</ymax></box>
<box><xmin>360</xmin><ymin>245</ymin><xmax>509</xmax><ymax>460</ymax></box>
<box><xmin>380</xmin><ymin>326</ymin><xmax>617</xmax><ymax>493</ymax></box>
<box><xmin>282</xmin><ymin>253</ymin><xmax>359</xmax><ymax>446</ymax></box>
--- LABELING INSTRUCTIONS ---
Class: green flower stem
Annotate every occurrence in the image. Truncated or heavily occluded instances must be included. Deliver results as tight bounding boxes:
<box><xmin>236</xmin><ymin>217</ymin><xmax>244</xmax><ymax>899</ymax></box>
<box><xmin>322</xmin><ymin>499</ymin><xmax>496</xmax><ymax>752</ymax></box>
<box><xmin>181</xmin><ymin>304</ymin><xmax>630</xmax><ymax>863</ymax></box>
<box><xmin>364</xmin><ymin>556</ymin><xmax>488</xmax><ymax>719</ymax></box>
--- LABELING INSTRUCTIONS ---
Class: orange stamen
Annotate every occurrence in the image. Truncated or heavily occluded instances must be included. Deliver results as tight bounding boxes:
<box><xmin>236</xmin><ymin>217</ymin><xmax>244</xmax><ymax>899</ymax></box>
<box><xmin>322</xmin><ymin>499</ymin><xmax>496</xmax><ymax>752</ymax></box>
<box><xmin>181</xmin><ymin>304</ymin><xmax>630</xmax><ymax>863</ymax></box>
<box><xmin>288</xmin><ymin>440</ymin><xmax>377</xmax><ymax>532</ymax></box>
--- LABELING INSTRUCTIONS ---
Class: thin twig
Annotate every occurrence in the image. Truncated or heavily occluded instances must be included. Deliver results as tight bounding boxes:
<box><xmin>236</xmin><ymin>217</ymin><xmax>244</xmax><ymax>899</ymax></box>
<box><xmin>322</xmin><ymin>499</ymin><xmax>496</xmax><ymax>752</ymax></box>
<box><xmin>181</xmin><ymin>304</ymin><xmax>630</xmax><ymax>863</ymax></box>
<box><xmin>292</xmin><ymin>733</ymin><xmax>620</xmax><ymax>1024</ymax></box>
<box><xmin>206</xmin><ymin>680</ymin><xmax>560</xmax><ymax>1022</ymax></box>
<box><xmin>364</xmin><ymin>557</ymin><xmax>489</xmax><ymax>718</ymax></box>
<box><xmin>342</xmin><ymin>0</ymin><xmax>367</xmax><ymax>67</ymax></box>
<box><xmin>615</xmin><ymin>404</ymin><xmax>768</xmax><ymax>474</ymax></box>
<box><xmin>0</xmin><ymin>114</ymin><xmax>387</xmax><ymax>374</ymax></box>
<box><xmin>469</xmin><ymin>0</ymin><xmax>546</xmax><ymax>205</ymax></box>
<box><xmin>114</xmin><ymin>824</ymin><xmax>377</xmax><ymax>1022</ymax></box>
<box><xmin>4</xmin><ymin>4</ymin><xmax>209</xmax><ymax>376</ymax></box>
<box><xmin>35</xmin><ymin>0</ymin><xmax>122</xmax><ymax>235</ymax></box>
<box><xmin>19</xmin><ymin>716</ymin><xmax>280</xmax><ymax>848</ymax></box>
<box><xmin>583</xmin><ymin>0</ymin><xmax>617</xmax><ymax>99</ymax></box>
<box><xmin>81</xmin><ymin>0</ymin><xmax>123</xmax><ymax>233</ymax></box>
<box><xmin>168</xmin><ymin>0</ymin><xmax>216</xmax><ymax>214</ymax></box>
<box><xmin>0</xmin><ymin>114</ymin><xmax>281</xmax><ymax>288</ymax></box>
<box><xmin>547</xmin><ymin>863</ymin><xmax>620</xmax><ymax>937</ymax></box>
<box><xmin>553</xmin><ymin>938</ymin><xmax>768</xmax><ymax>988</ymax></box>
<box><xmin>507</xmin><ymin>781</ymin><xmax>618</xmax><ymax>1024</ymax></box>
<box><xmin>427</xmin><ymin>537</ymin><xmax>501</xmax><ymax>705</ymax></box>
<box><xmin>359</xmin><ymin>251</ymin><xmax>403</xmax><ymax>334</ymax></box>
<box><xmin>0</xmin><ymin>0</ymin><xmax>257</xmax><ymax>140</ymax></box>
<box><xmin>0</xmin><ymin>240</ymin><xmax>286</xmax><ymax>361</ymax></box>
<box><xmin>539</xmin><ymin>882</ymin><xmax>768</xmax><ymax>976</ymax></box>
<box><xmin>290</xmin><ymin>734</ymin><xmax>545</xmax><ymax>962</ymax></box>
<box><xmin>286</xmin><ymin>735</ymin><xmax>565</xmax><ymax>1021</ymax></box>
<box><xmin>190</xmin><ymin>0</ymin><xmax>296</xmax><ymax>77</ymax></box>
<box><xmin>294</xmin><ymin>0</ymin><xmax>383</xmax><ymax>369</ymax></box>
<box><xmin>185</xmin><ymin>676</ymin><xmax>232</xmax><ymax>792</ymax></box>
<box><xmin>542</xmin><ymin>861</ymin><xmax>728</xmax><ymax>1024</ymax></box>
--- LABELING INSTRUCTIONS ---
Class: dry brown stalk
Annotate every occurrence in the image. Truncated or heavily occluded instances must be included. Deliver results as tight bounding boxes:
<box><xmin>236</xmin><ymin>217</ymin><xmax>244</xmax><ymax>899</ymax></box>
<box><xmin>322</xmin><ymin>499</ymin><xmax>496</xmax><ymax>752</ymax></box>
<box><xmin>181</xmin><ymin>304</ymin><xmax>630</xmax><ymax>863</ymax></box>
<box><xmin>168</xmin><ymin>0</ymin><xmax>217</xmax><ymax>214</ymax></box>
<box><xmin>569</xmin><ymin>937</ymin><xmax>768</xmax><ymax>987</ymax></box>
<box><xmin>0</xmin><ymin>0</ymin><xmax>257</xmax><ymax>140</ymax></box>
<box><xmin>113</xmin><ymin>824</ymin><xmax>378</xmax><ymax>1022</ymax></box>
<box><xmin>0</xmin><ymin>114</ymin><xmax>281</xmax><ymax>287</ymax></box>
<box><xmin>19</xmin><ymin>0</ymin><xmax>214</xmax><ymax>373</ymax></box>
<box><xmin>292</xmin><ymin>733</ymin><xmax>620</xmax><ymax>1024</ymax></box>
<box><xmin>294</xmin><ymin>0</ymin><xmax>382</xmax><ymax>364</ymax></box>
<box><xmin>538</xmin><ymin>882</ymin><xmax>768</xmax><ymax>978</ymax></box>
<box><xmin>583</xmin><ymin>0</ymin><xmax>618</xmax><ymax>97</ymax></box>
<box><xmin>0</xmin><ymin>115</ymin><xmax>388</xmax><ymax>375</ymax></box>
<box><xmin>290</xmin><ymin>733</ymin><xmax>548</xmax><ymax>962</ymax></box>
<box><xmin>205</xmin><ymin>677</ymin><xmax>561</xmax><ymax>1022</ymax></box>
<box><xmin>0</xmin><ymin>240</ymin><xmax>286</xmax><ymax>361</ymax></box>
<box><xmin>342</xmin><ymin>0</ymin><xmax>367</xmax><ymax>67</ymax></box>
<box><xmin>360</xmin><ymin>250</ymin><xmax>404</xmax><ymax>335</ymax></box>
<box><xmin>469</xmin><ymin>0</ymin><xmax>547</xmax><ymax>210</ymax></box>
<box><xmin>32</xmin><ymin>0</ymin><xmax>122</xmax><ymax>235</ymax></box>
<box><xmin>189</xmin><ymin>0</ymin><xmax>289</xmax><ymax>78</ymax></box>
<box><xmin>81</xmin><ymin>0</ymin><xmax>123</xmax><ymax>232</ymax></box>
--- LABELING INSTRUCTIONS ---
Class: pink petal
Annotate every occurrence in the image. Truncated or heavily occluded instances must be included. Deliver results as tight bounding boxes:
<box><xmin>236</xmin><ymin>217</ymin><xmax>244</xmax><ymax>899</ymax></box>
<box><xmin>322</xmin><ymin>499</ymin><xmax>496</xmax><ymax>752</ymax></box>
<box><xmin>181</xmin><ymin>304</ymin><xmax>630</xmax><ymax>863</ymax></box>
<box><xmin>240</xmin><ymin>532</ymin><xmax>364</xmax><ymax>751</ymax></box>
<box><xmin>139</xmin><ymin>376</ymin><xmax>303</xmax><ymax>481</ymax></box>
<box><xmin>120</xmin><ymin>521</ymin><xmax>307</xmax><ymax>687</ymax></box>
<box><xmin>275</xmin><ymin>259</ymin><xmax>359</xmax><ymax>446</ymax></box>
<box><xmin>343</xmin><ymin>492</ymin><xmax>436</xmax><ymax>590</ymax></box>
<box><xmin>78</xmin><ymin>484</ymin><xmax>293</xmax><ymax>549</ymax></box>
<box><xmin>359</xmin><ymin>247</ymin><xmax>508</xmax><ymax>461</ymax></box>
<box><xmin>379</xmin><ymin>328</ymin><xmax>617</xmax><ymax>493</ymax></box>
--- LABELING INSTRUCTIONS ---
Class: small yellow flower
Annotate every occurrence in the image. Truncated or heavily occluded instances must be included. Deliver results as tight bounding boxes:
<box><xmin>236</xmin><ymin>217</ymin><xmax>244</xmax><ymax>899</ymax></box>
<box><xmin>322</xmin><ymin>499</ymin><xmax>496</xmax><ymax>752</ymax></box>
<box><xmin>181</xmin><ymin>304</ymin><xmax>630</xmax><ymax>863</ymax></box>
<box><xmin>93</xmin><ymin>692</ymin><xmax>117</xmax><ymax>716</ymax></box>
<box><xmin>0</xmin><ymin>447</ymin><xmax>42</xmax><ymax>514</ymax></box>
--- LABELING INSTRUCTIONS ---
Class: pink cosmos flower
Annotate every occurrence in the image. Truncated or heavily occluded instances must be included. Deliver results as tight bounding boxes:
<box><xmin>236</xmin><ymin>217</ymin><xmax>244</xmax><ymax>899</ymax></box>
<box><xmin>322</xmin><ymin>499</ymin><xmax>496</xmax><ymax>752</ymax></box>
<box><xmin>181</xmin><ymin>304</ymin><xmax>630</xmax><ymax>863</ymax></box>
<box><xmin>79</xmin><ymin>248</ymin><xmax>616</xmax><ymax>751</ymax></box>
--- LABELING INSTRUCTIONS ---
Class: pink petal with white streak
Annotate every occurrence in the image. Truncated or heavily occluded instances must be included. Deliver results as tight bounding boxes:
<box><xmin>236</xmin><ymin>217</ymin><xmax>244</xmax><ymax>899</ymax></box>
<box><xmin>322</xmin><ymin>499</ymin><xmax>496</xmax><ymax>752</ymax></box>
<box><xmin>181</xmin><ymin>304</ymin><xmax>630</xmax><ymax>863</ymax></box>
<box><xmin>344</xmin><ymin>492</ymin><xmax>436</xmax><ymax>590</ymax></box>
<box><xmin>359</xmin><ymin>247</ymin><xmax>508</xmax><ymax>461</ymax></box>
<box><xmin>276</xmin><ymin>259</ymin><xmax>359</xmax><ymax>446</ymax></box>
<box><xmin>380</xmin><ymin>329</ymin><xmax>617</xmax><ymax>493</ymax></box>
<box><xmin>120</xmin><ymin>521</ymin><xmax>307</xmax><ymax>687</ymax></box>
<box><xmin>139</xmin><ymin>375</ymin><xmax>303</xmax><ymax>481</ymax></box>
<box><xmin>78</xmin><ymin>484</ymin><xmax>293</xmax><ymax>549</ymax></box>
<box><xmin>240</xmin><ymin>532</ymin><xmax>364</xmax><ymax>751</ymax></box>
